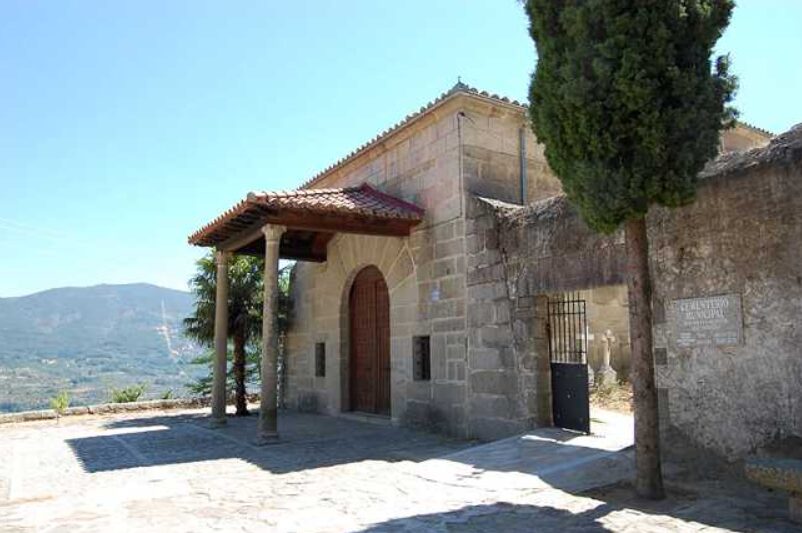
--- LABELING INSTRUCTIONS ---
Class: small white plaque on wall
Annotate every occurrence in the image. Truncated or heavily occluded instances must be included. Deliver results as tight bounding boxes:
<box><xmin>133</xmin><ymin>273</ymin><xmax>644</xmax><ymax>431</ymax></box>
<box><xmin>430</xmin><ymin>287</ymin><xmax>440</xmax><ymax>302</ymax></box>
<box><xmin>669</xmin><ymin>293</ymin><xmax>743</xmax><ymax>348</ymax></box>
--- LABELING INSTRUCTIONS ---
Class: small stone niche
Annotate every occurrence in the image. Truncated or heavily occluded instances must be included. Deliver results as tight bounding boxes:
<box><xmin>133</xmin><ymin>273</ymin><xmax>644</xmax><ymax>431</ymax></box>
<box><xmin>315</xmin><ymin>342</ymin><xmax>326</xmax><ymax>377</ymax></box>
<box><xmin>413</xmin><ymin>336</ymin><xmax>431</xmax><ymax>381</ymax></box>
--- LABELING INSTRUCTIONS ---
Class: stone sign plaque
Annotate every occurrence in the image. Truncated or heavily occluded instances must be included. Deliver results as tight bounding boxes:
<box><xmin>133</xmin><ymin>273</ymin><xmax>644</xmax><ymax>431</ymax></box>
<box><xmin>670</xmin><ymin>293</ymin><xmax>743</xmax><ymax>348</ymax></box>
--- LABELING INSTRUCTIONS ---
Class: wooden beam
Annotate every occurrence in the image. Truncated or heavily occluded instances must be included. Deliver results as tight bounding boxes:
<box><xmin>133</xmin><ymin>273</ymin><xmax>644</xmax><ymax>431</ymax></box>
<box><xmin>258</xmin><ymin>208</ymin><xmax>417</xmax><ymax>237</ymax></box>
<box><xmin>216</xmin><ymin>220</ymin><xmax>266</xmax><ymax>252</ymax></box>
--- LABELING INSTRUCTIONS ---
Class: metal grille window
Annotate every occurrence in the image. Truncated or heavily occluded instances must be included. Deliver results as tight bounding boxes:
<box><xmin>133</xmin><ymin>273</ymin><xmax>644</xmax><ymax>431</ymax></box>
<box><xmin>315</xmin><ymin>342</ymin><xmax>326</xmax><ymax>377</ymax></box>
<box><xmin>412</xmin><ymin>336</ymin><xmax>431</xmax><ymax>381</ymax></box>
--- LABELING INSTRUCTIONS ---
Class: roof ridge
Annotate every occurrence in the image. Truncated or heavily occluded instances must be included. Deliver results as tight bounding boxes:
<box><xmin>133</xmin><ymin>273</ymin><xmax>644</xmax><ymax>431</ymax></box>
<box><xmin>292</xmin><ymin>83</ymin><xmax>773</xmax><ymax>192</ymax></box>
<box><xmin>734</xmin><ymin>120</ymin><xmax>774</xmax><ymax>138</ymax></box>
<box><xmin>249</xmin><ymin>185</ymin><xmax>364</xmax><ymax>200</ymax></box>
<box><xmin>298</xmin><ymin>83</ymin><xmax>526</xmax><ymax>190</ymax></box>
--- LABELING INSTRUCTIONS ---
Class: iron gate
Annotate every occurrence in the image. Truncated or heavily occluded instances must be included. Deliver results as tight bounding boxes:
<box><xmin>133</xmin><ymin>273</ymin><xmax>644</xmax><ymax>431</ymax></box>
<box><xmin>548</xmin><ymin>292</ymin><xmax>590</xmax><ymax>433</ymax></box>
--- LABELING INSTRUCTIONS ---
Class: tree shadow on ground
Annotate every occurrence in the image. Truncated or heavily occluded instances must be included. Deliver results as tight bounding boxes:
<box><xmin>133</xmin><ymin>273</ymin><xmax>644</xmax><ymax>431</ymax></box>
<box><xmin>65</xmin><ymin>409</ymin><xmax>471</xmax><ymax>475</ymax></box>
<box><xmin>356</xmin><ymin>481</ymin><xmax>796</xmax><ymax>533</ymax></box>
<box><xmin>357</xmin><ymin>502</ymin><xmax>617</xmax><ymax>532</ymax></box>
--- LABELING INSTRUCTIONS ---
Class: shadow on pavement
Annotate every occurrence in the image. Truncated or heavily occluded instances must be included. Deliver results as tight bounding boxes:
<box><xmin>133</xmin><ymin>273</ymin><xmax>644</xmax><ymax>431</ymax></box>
<box><xmin>356</xmin><ymin>482</ymin><xmax>796</xmax><ymax>533</ymax></box>
<box><xmin>65</xmin><ymin>409</ymin><xmax>470</xmax><ymax>474</ymax></box>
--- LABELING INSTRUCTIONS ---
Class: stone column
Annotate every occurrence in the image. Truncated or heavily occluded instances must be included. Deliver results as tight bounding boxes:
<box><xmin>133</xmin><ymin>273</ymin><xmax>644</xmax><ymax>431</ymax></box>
<box><xmin>258</xmin><ymin>224</ymin><xmax>285</xmax><ymax>443</ymax></box>
<box><xmin>211</xmin><ymin>250</ymin><xmax>230</xmax><ymax>427</ymax></box>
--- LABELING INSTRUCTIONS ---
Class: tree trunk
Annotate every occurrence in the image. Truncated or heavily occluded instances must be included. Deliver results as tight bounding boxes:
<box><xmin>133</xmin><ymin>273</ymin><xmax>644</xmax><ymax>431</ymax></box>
<box><xmin>624</xmin><ymin>216</ymin><xmax>665</xmax><ymax>500</ymax></box>
<box><xmin>233</xmin><ymin>333</ymin><xmax>249</xmax><ymax>416</ymax></box>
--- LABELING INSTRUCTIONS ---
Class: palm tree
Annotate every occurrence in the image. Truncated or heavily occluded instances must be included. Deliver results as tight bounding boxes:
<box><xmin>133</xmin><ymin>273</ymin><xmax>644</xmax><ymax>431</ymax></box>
<box><xmin>184</xmin><ymin>253</ymin><xmax>264</xmax><ymax>416</ymax></box>
<box><xmin>275</xmin><ymin>265</ymin><xmax>293</xmax><ymax>407</ymax></box>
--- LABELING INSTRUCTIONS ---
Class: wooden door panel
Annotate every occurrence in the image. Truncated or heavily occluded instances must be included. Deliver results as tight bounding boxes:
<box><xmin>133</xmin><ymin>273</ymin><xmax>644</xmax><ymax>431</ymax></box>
<box><xmin>349</xmin><ymin>266</ymin><xmax>390</xmax><ymax>415</ymax></box>
<box><xmin>375</xmin><ymin>278</ymin><xmax>391</xmax><ymax>415</ymax></box>
<box><xmin>350</xmin><ymin>276</ymin><xmax>375</xmax><ymax>413</ymax></box>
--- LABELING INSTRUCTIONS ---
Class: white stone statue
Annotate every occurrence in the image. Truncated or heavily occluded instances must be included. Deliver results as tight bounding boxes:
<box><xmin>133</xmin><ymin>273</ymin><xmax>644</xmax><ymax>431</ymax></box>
<box><xmin>597</xmin><ymin>329</ymin><xmax>618</xmax><ymax>387</ymax></box>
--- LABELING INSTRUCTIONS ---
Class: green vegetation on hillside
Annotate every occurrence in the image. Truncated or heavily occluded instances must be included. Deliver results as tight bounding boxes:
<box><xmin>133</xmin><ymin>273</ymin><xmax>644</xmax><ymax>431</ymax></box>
<box><xmin>0</xmin><ymin>283</ymin><xmax>205</xmax><ymax>412</ymax></box>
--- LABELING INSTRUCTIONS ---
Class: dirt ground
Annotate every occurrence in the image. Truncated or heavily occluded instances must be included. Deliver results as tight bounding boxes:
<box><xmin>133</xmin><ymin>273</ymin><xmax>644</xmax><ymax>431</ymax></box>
<box><xmin>591</xmin><ymin>381</ymin><xmax>634</xmax><ymax>414</ymax></box>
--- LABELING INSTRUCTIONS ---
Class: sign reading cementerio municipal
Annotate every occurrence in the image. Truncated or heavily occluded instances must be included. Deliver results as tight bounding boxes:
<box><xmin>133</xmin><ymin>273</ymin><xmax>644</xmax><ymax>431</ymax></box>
<box><xmin>670</xmin><ymin>293</ymin><xmax>743</xmax><ymax>348</ymax></box>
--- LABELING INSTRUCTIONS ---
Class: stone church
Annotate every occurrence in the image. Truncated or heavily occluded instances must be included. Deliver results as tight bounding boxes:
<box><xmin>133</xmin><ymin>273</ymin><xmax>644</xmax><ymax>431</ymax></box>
<box><xmin>189</xmin><ymin>83</ymin><xmax>773</xmax><ymax>447</ymax></box>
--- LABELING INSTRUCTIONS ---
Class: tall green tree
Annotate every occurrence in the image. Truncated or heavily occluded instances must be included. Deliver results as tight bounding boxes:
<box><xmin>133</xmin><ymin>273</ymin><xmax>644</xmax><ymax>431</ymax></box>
<box><xmin>184</xmin><ymin>254</ymin><xmax>295</xmax><ymax>414</ymax></box>
<box><xmin>275</xmin><ymin>265</ymin><xmax>294</xmax><ymax>407</ymax></box>
<box><xmin>184</xmin><ymin>253</ymin><xmax>265</xmax><ymax>416</ymax></box>
<box><xmin>184</xmin><ymin>347</ymin><xmax>261</xmax><ymax>398</ymax></box>
<box><xmin>524</xmin><ymin>0</ymin><xmax>736</xmax><ymax>499</ymax></box>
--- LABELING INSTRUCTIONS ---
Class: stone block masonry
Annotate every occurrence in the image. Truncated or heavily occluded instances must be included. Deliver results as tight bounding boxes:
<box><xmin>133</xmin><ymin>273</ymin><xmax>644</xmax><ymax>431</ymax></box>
<box><xmin>648</xmin><ymin>126</ymin><xmax>802</xmax><ymax>459</ymax></box>
<box><xmin>283</xmin><ymin>101</ymin><xmax>470</xmax><ymax>438</ymax></box>
<box><xmin>480</xmin><ymin>124</ymin><xmax>802</xmax><ymax>460</ymax></box>
<box><xmin>278</xmin><ymin>83</ymin><xmax>786</xmax><ymax>450</ymax></box>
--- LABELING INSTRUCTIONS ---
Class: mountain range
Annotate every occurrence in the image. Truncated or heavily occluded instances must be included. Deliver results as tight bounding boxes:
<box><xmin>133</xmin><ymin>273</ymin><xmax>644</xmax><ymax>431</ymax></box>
<box><xmin>0</xmin><ymin>283</ymin><xmax>206</xmax><ymax>412</ymax></box>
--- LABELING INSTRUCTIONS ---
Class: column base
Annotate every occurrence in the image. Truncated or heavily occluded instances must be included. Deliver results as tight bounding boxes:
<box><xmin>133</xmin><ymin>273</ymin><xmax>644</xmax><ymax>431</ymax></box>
<box><xmin>209</xmin><ymin>416</ymin><xmax>227</xmax><ymax>429</ymax></box>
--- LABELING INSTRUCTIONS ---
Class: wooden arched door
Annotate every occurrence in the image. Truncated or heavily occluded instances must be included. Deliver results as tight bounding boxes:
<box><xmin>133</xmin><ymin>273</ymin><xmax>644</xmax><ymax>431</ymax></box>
<box><xmin>349</xmin><ymin>266</ymin><xmax>391</xmax><ymax>415</ymax></box>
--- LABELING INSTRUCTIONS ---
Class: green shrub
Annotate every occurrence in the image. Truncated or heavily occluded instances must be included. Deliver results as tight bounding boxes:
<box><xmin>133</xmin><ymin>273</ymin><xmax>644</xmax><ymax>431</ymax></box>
<box><xmin>50</xmin><ymin>391</ymin><xmax>70</xmax><ymax>415</ymax></box>
<box><xmin>160</xmin><ymin>389</ymin><xmax>173</xmax><ymax>400</ymax></box>
<box><xmin>110</xmin><ymin>383</ymin><xmax>147</xmax><ymax>403</ymax></box>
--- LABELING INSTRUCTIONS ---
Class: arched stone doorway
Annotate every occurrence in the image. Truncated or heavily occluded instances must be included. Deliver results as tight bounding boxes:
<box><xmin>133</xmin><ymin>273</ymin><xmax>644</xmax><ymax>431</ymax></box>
<box><xmin>349</xmin><ymin>265</ymin><xmax>391</xmax><ymax>415</ymax></box>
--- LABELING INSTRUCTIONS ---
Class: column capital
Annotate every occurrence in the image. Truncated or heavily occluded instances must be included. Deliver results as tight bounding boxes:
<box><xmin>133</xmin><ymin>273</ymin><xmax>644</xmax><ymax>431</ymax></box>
<box><xmin>261</xmin><ymin>224</ymin><xmax>286</xmax><ymax>243</ymax></box>
<box><xmin>214</xmin><ymin>249</ymin><xmax>231</xmax><ymax>266</ymax></box>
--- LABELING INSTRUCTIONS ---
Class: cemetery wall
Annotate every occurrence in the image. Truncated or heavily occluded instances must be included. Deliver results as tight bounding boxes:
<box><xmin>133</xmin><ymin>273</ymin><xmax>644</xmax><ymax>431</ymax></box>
<box><xmin>483</xmin><ymin>124</ymin><xmax>802</xmax><ymax>459</ymax></box>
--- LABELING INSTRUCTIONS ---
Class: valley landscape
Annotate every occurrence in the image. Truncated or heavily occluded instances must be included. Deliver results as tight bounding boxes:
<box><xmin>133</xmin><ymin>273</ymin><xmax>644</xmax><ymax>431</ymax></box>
<box><xmin>0</xmin><ymin>283</ymin><xmax>205</xmax><ymax>412</ymax></box>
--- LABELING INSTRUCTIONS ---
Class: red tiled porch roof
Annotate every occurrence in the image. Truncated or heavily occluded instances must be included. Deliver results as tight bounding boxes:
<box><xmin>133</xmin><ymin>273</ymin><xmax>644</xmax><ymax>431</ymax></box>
<box><xmin>188</xmin><ymin>183</ymin><xmax>424</xmax><ymax>248</ymax></box>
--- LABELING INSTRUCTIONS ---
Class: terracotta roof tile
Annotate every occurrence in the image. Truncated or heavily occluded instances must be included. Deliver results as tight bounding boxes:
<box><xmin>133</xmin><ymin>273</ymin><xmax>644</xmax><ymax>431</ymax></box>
<box><xmin>189</xmin><ymin>183</ymin><xmax>424</xmax><ymax>247</ymax></box>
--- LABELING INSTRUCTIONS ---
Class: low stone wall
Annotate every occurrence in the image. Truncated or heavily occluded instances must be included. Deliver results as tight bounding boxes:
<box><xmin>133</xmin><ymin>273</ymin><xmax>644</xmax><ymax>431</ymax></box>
<box><xmin>0</xmin><ymin>397</ymin><xmax>211</xmax><ymax>425</ymax></box>
<box><xmin>474</xmin><ymin>124</ymin><xmax>802</xmax><ymax>459</ymax></box>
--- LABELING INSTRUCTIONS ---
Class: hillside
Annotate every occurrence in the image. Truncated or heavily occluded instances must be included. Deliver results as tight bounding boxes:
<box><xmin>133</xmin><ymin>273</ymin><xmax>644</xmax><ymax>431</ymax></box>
<box><xmin>0</xmin><ymin>283</ymin><xmax>205</xmax><ymax>412</ymax></box>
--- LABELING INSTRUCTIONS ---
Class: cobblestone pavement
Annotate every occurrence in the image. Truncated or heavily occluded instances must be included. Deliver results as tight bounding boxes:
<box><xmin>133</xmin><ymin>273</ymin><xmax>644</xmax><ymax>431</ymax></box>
<box><xmin>0</xmin><ymin>407</ymin><xmax>795</xmax><ymax>532</ymax></box>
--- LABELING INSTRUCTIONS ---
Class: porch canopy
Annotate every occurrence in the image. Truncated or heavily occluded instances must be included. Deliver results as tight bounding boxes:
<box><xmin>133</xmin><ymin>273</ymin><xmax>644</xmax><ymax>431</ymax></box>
<box><xmin>188</xmin><ymin>183</ymin><xmax>425</xmax><ymax>261</ymax></box>
<box><xmin>187</xmin><ymin>183</ymin><xmax>423</xmax><ymax>443</ymax></box>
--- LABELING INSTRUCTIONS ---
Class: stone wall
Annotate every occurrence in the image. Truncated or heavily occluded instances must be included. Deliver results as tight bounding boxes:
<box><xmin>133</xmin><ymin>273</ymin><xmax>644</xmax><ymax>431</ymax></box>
<box><xmin>464</xmin><ymin>194</ymin><xmax>626</xmax><ymax>440</ymax></box>
<box><xmin>309</xmin><ymin>97</ymin><xmax>464</xmax><ymax>226</ymax></box>
<box><xmin>284</xmin><ymin>102</ymin><xmax>470</xmax><ymax>437</ymax></box>
<box><xmin>478</xmin><ymin>125</ymin><xmax>802</xmax><ymax>459</ymax></box>
<box><xmin>720</xmin><ymin>124</ymin><xmax>771</xmax><ymax>154</ymax></box>
<box><xmin>282</xmin><ymin>83</ymin><xmax>781</xmax><ymax>448</ymax></box>
<box><xmin>650</xmin><ymin>126</ymin><xmax>802</xmax><ymax>459</ymax></box>
<box><xmin>285</xmin><ymin>91</ymin><xmax>558</xmax><ymax>440</ymax></box>
<box><xmin>464</xmin><ymin>197</ymin><xmax>551</xmax><ymax>439</ymax></box>
<box><xmin>460</xmin><ymin>98</ymin><xmax>562</xmax><ymax>205</ymax></box>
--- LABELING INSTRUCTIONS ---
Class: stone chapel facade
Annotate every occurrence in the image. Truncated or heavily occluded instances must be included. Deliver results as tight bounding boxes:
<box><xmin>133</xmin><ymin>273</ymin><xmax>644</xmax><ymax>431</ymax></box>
<box><xmin>276</xmin><ymin>83</ymin><xmax>769</xmax><ymax>441</ymax></box>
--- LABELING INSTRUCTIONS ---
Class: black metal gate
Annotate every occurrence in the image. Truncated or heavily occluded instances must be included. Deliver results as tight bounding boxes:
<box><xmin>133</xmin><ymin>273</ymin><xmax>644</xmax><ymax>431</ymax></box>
<box><xmin>548</xmin><ymin>292</ymin><xmax>590</xmax><ymax>433</ymax></box>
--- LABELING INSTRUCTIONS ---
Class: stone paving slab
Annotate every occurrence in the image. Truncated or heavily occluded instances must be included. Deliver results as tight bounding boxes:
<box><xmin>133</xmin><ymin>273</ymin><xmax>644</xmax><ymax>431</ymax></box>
<box><xmin>0</xmin><ymin>406</ymin><xmax>796</xmax><ymax>532</ymax></box>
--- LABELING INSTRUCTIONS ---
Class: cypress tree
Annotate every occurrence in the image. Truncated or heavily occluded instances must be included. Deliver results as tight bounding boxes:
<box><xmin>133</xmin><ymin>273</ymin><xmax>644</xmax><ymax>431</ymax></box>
<box><xmin>524</xmin><ymin>0</ymin><xmax>737</xmax><ymax>499</ymax></box>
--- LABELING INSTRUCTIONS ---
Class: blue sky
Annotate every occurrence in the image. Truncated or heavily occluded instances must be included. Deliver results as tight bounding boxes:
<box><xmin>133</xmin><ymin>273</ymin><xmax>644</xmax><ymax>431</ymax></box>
<box><xmin>1</xmin><ymin>1</ymin><xmax>800</xmax><ymax>297</ymax></box>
